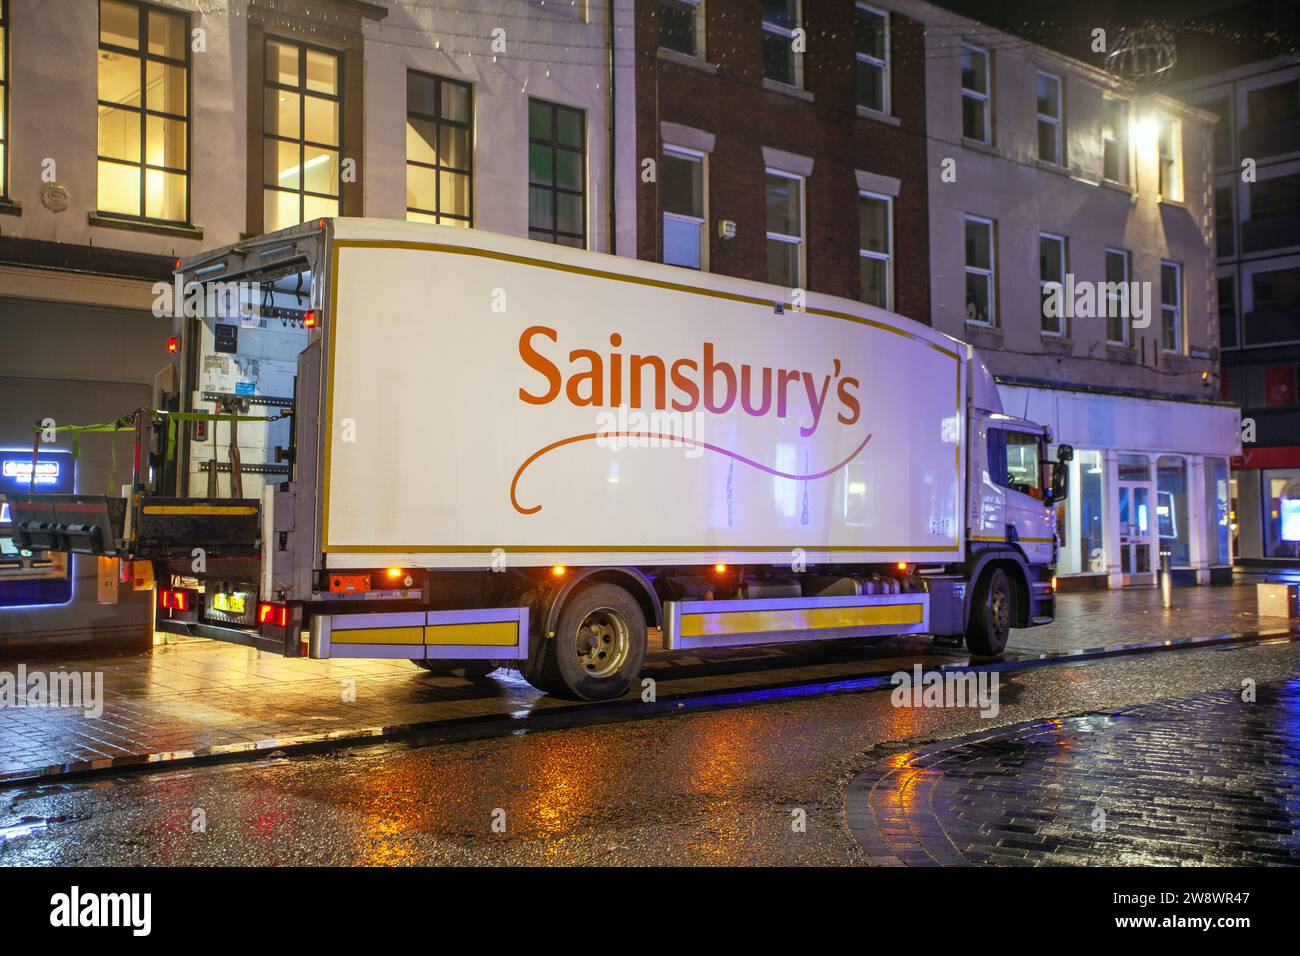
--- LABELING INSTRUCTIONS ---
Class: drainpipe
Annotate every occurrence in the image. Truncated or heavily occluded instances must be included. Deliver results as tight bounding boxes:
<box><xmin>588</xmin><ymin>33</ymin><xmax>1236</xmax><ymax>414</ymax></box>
<box><xmin>606</xmin><ymin>0</ymin><xmax>617</xmax><ymax>255</ymax></box>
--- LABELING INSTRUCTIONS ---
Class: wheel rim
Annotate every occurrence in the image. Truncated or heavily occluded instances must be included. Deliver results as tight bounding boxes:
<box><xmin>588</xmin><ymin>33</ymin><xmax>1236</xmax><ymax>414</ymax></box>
<box><xmin>990</xmin><ymin>582</ymin><xmax>1010</xmax><ymax>635</ymax></box>
<box><xmin>573</xmin><ymin>606</ymin><xmax>631</xmax><ymax>678</ymax></box>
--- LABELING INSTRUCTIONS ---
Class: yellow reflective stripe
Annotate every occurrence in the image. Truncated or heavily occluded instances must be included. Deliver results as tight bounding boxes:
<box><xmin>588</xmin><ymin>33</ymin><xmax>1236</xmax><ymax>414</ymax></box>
<box><xmin>681</xmin><ymin>602</ymin><xmax>924</xmax><ymax>638</ymax></box>
<box><xmin>142</xmin><ymin>505</ymin><xmax>259</xmax><ymax>516</ymax></box>
<box><xmin>426</xmin><ymin>622</ymin><xmax>518</xmax><ymax>647</ymax></box>
<box><xmin>332</xmin><ymin>626</ymin><xmax>424</xmax><ymax>646</ymax></box>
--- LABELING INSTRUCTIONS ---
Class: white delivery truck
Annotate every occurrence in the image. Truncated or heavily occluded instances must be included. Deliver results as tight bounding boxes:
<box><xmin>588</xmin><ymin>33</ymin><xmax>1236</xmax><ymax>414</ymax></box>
<box><xmin>11</xmin><ymin>218</ymin><xmax>1070</xmax><ymax>700</ymax></box>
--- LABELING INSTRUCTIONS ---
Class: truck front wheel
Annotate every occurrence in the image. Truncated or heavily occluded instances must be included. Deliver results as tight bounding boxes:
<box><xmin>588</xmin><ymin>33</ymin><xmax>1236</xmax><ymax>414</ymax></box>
<box><xmin>966</xmin><ymin>567</ymin><xmax>1012</xmax><ymax>656</ymax></box>
<box><xmin>540</xmin><ymin>582</ymin><xmax>647</xmax><ymax>701</ymax></box>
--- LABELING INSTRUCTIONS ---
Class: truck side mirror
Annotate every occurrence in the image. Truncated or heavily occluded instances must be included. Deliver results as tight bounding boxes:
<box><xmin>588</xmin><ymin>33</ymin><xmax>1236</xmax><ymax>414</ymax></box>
<box><xmin>1057</xmin><ymin>444</ymin><xmax>1074</xmax><ymax>462</ymax></box>
<box><xmin>1050</xmin><ymin>461</ymin><xmax>1069</xmax><ymax>503</ymax></box>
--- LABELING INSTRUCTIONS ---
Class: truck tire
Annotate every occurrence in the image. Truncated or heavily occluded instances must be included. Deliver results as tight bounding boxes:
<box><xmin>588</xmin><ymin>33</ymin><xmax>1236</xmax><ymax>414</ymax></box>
<box><xmin>539</xmin><ymin>582</ymin><xmax>647</xmax><ymax>701</ymax></box>
<box><xmin>966</xmin><ymin>567</ymin><xmax>1012</xmax><ymax>656</ymax></box>
<box><xmin>411</xmin><ymin>659</ymin><xmax>499</xmax><ymax>679</ymax></box>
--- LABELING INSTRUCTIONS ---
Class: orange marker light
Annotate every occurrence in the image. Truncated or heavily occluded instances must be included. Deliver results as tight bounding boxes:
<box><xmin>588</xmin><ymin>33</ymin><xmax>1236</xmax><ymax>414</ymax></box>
<box><xmin>386</xmin><ymin>567</ymin><xmax>402</xmax><ymax>579</ymax></box>
<box><xmin>551</xmin><ymin>565</ymin><xmax>566</xmax><ymax>577</ymax></box>
<box><xmin>303</xmin><ymin>309</ymin><xmax>317</xmax><ymax>329</ymax></box>
<box><xmin>167</xmin><ymin>336</ymin><xmax>179</xmax><ymax>353</ymax></box>
<box><xmin>897</xmin><ymin>562</ymin><xmax>908</xmax><ymax>571</ymax></box>
<box><xmin>714</xmin><ymin>564</ymin><xmax>727</xmax><ymax>573</ymax></box>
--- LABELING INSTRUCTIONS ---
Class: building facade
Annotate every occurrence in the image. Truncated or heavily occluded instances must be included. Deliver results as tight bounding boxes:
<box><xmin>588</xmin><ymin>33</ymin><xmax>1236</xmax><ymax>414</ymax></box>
<box><xmin>0</xmin><ymin>0</ymin><xmax>636</xmax><ymax>657</ymax></box>
<box><xmin>633</xmin><ymin>0</ymin><xmax>931</xmax><ymax>321</ymax></box>
<box><xmin>1176</xmin><ymin>55</ymin><xmax>1300</xmax><ymax>565</ymax></box>
<box><xmin>917</xmin><ymin>2</ymin><xmax>1238</xmax><ymax>588</ymax></box>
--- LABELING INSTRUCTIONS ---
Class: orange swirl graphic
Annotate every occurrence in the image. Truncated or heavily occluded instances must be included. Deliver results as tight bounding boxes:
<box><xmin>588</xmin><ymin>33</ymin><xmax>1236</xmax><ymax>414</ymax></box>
<box><xmin>510</xmin><ymin>430</ymin><xmax>873</xmax><ymax>515</ymax></box>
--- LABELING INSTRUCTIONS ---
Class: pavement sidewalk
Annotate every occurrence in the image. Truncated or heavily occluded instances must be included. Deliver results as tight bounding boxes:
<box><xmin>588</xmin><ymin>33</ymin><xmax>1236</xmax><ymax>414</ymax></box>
<box><xmin>0</xmin><ymin>583</ymin><xmax>1292</xmax><ymax>785</ymax></box>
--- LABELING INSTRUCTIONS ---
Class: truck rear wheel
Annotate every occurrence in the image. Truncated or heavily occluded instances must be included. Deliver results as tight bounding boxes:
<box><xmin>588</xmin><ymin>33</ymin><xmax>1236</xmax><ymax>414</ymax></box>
<box><xmin>411</xmin><ymin>659</ymin><xmax>499</xmax><ymax>679</ymax></box>
<box><xmin>966</xmin><ymin>567</ymin><xmax>1012</xmax><ymax>656</ymax></box>
<box><xmin>537</xmin><ymin>582</ymin><xmax>647</xmax><ymax>701</ymax></box>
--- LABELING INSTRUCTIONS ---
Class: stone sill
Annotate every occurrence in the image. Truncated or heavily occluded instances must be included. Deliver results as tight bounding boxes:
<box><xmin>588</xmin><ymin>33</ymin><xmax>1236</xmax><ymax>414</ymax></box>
<box><xmin>89</xmin><ymin>213</ymin><xmax>204</xmax><ymax>241</ymax></box>
<box><xmin>856</xmin><ymin>105</ymin><xmax>900</xmax><ymax>126</ymax></box>
<box><xmin>0</xmin><ymin>197</ymin><xmax>21</xmax><ymax>217</ymax></box>
<box><xmin>656</xmin><ymin>48</ymin><xmax>718</xmax><ymax>74</ymax></box>
<box><xmin>762</xmin><ymin>78</ymin><xmax>814</xmax><ymax>103</ymax></box>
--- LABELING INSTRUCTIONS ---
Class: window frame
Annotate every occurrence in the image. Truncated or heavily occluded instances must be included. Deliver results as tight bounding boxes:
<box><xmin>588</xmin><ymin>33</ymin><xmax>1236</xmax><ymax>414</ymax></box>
<box><xmin>858</xmin><ymin>189</ymin><xmax>893</xmax><ymax>310</ymax></box>
<box><xmin>0</xmin><ymin>0</ymin><xmax>8</xmax><ymax>200</ymax></box>
<box><xmin>1038</xmin><ymin>231</ymin><xmax>1067</xmax><ymax>336</ymax></box>
<box><xmin>405</xmin><ymin>70</ymin><xmax>473</xmax><ymax>227</ymax></box>
<box><xmin>96</xmin><ymin>0</ymin><xmax>193</xmax><ymax>225</ymax></box>
<box><xmin>854</xmin><ymin>3</ymin><xmax>890</xmax><ymax>116</ymax></box>
<box><xmin>661</xmin><ymin>144</ymin><xmax>708</xmax><ymax>271</ymax></box>
<box><xmin>658</xmin><ymin>0</ymin><xmax>705</xmax><ymax>60</ymax></box>
<box><xmin>1157</xmin><ymin>114</ymin><xmax>1182</xmax><ymax>202</ymax></box>
<box><xmin>262</xmin><ymin>35</ymin><xmax>343</xmax><ymax>232</ymax></box>
<box><xmin>1035</xmin><ymin>70</ymin><xmax>1063</xmax><ymax>166</ymax></box>
<box><xmin>964</xmin><ymin>213</ymin><xmax>997</xmax><ymax>327</ymax></box>
<box><xmin>960</xmin><ymin>43</ymin><xmax>991</xmax><ymax>145</ymax></box>
<box><xmin>765</xmin><ymin>167</ymin><xmax>806</xmax><ymax>288</ymax></box>
<box><xmin>528</xmin><ymin>97</ymin><xmax>587</xmax><ymax>248</ymax></box>
<box><xmin>1102</xmin><ymin>95</ymin><xmax>1130</xmax><ymax>185</ymax></box>
<box><xmin>1104</xmin><ymin>247</ymin><xmax>1131</xmax><ymax>346</ymax></box>
<box><xmin>761</xmin><ymin>0</ymin><xmax>803</xmax><ymax>90</ymax></box>
<box><xmin>1160</xmin><ymin>259</ymin><xmax>1183</xmax><ymax>354</ymax></box>
<box><xmin>1217</xmin><ymin>267</ymin><xmax>1239</xmax><ymax>351</ymax></box>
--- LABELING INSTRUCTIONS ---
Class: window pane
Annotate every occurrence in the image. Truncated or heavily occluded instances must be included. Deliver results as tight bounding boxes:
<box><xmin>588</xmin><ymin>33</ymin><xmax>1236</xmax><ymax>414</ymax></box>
<box><xmin>303</xmin><ymin>194</ymin><xmax>338</xmax><ymax>221</ymax></box>
<box><xmin>529</xmin><ymin>185</ymin><xmax>555</xmax><ymax>230</ymax></box>
<box><xmin>961</xmin><ymin>47</ymin><xmax>986</xmax><ymax>93</ymax></box>
<box><xmin>1037</xmin><ymin>120</ymin><xmax>1058</xmax><ymax>164</ymax></box>
<box><xmin>264</xmin><ymin>188</ymin><xmax>300</xmax><ymax>232</ymax></box>
<box><xmin>965</xmin><ymin>219</ymin><xmax>991</xmax><ymax>269</ymax></box>
<box><xmin>662</xmin><ymin>153</ymin><xmax>703</xmax><ymax>218</ymax></box>
<box><xmin>265</xmin><ymin>89</ymin><xmax>300</xmax><ymax>138</ymax></box>
<box><xmin>556</xmin><ymin>108</ymin><xmax>582</xmax><ymax>148</ymax></box>
<box><xmin>528</xmin><ymin>100</ymin><xmax>551</xmax><ymax>141</ymax></box>
<box><xmin>407</xmin><ymin>72</ymin><xmax>437</xmax><ymax>116</ymax></box>
<box><xmin>556</xmin><ymin>192</ymin><xmax>583</xmax><ymax>234</ymax></box>
<box><xmin>98</xmin><ymin>160</ymin><xmax>141</xmax><ymax>216</ymax></box>
<box><xmin>763</xmin><ymin>31</ymin><xmax>794</xmax><ymax>85</ymax></box>
<box><xmin>99</xmin><ymin>51</ymin><xmax>142</xmax><ymax>106</ymax></box>
<box><xmin>765</xmin><ymin>174</ymin><xmax>800</xmax><ymax>236</ymax></box>
<box><xmin>762</xmin><ymin>0</ymin><xmax>796</xmax><ymax>30</ymax></box>
<box><xmin>856</xmin><ymin>9</ymin><xmax>886</xmax><ymax>60</ymax></box>
<box><xmin>555</xmin><ymin>149</ymin><xmax>582</xmax><ymax>191</ymax></box>
<box><xmin>305</xmin><ymin>49</ymin><xmax>337</xmax><ymax>95</ymax></box>
<box><xmin>100</xmin><ymin>0</ymin><xmax>139</xmax><ymax>50</ymax></box>
<box><xmin>659</xmin><ymin>2</ymin><xmax>696</xmax><ymax>55</ymax></box>
<box><xmin>265</xmin><ymin>139</ymin><xmax>300</xmax><ymax>189</ymax></box>
<box><xmin>1105</xmin><ymin>251</ymin><xmax>1127</xmax><ymax>284</ymax></box>
<box><xmin>1218</xmin><ymin>276</ymin><xmax>1237</xmax><ymax>349</ymax></box>
<box><xmin>966</xmin><ymin>272</ymin><xmax>991</xmax><ymax>323</ymax></box>
<box><xmin>407</xmin><ymin>118</ymin><xmax>437</xmax><ymax>166</ymax></box>
<box><xmin>303</xmin><ymin>145</ymin><xmax>338</xmax><ymax>196</ymax></box>
<box><xmin>439</xmin><ymin>170</ymin><xmax>470</xmax><ymax>217</ymax></box>
<box><xmin>1036</xmin><ymin>74</ymin><xmax>1060</xmax><ymax>118</ymax></box>
<box><xmin>962</xmin><ymin>94</ymin><xmax>986</xmax><ymax>142</ymax></box>
<box><xmin>304</xmin><ymin>95</ymin><xmax>339</xmax><ymax>145</ymax></box>
<box><xmin>146</xmin><ymin>61</ymin><xmax>186</xmax><ymax>115</ymax></box>
<box><xmin>529</xmin><ymin>144</ymin><xmax>554</xmax><ymax>185</ymax></box>
<box><xmin>441</xmin><ymin>81</ymin><xmax>470</xmax><ymax>123</ymax></box>
<box><xmin>408</xmin><ymin>210</ymin><xmax>439</xmax><ymax>224</ymax></box>
<box><xmin>267</xmin><ymin>41</ymin><xmax>298</xmax><ymax>86</ymax></box>
<box><xmin>860</xmin><ymin>256</ymin><xmax>888</xmax><ymax>308</ymax></box>
<box><xmin>148</xmin><ymin>10</ymin><xmax>186</xmax><ymax>59</ymax></box>
<box><xmin>859</xmin><ymin>195</ymin><xmax>889</xmax><ymax>253</ymax></box>
<box><xmin>145</xmin><ymin>114</ymin><xmax>186</xmax><ymax>169</ymax></box>
<box><xmin>145</xmin><ymin>167</ymin><xmax>185</xmax><ymax>220</ymax></box>
<box><xmin>407</xmin><ymin>164</ymin><xmax>436</xmax><ymax>211</ymax></box>
<box><xmin>1161</xmin><ymin>263</ymin><xmax>1178</xmax><ymax>304</ymax></box>
<box><xmin>98</xmin><ymin>105</ymin><xmax>140</xmax><ymax>161</ymax></box>
<box><xmin>664</xmin><ymin>216</ymin><xmax>702</xmax><ymax>268</ymax></box>
<box><xmin>767</xmin><ymin>238</ymin><xmax>799</xmax><ymax>287</ymax></box>
<box><xmin>857</xmin><ymin>61</ymin><xmax>884</xmax><ymax>112</ymax></box>
<box><xmin>1039</xmin><ymin>236</ymin><xmax>1063</xmax><ymax>283</ymax></box>
<box><xmin>439</xmin><ymin>125</ymin><xmax>471</xmax><ymax>172</ymax></box>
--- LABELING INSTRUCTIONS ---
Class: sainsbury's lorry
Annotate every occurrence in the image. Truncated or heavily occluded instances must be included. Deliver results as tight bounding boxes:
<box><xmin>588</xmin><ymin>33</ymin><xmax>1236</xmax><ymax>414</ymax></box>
<box><xmin>11</xmin><ymin>218</ymin><xmax>1070</xmax><ymax>701</ymax></box>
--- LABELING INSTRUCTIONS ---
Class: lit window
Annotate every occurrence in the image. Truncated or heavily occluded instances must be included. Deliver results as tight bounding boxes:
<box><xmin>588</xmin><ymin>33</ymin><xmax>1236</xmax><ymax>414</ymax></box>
<box><xmin>1104</xmin><ymin>248</ymin><xmax>1131</xmax><ymax>345</ymax></box>
<box><xmin>1161</xmin><ymin>260</ymin><xmax>1183</xmax><ymax>353</ymax></box>
<box><xmin>528</xmin><ymin>99</ymin><xmax>586</xmax><ymax>247</ymax></box>
<box><xmin>659</xmin><ymin>0</ymin><xmax>704</xmax><ymax>59</ymax></box>
<box><xmin>1039</xmin><ymin>233</ymin><xmax>1066</xmax><ymax>335</ymax></box>
<box><xmin>858</xmin><ymin>191</ymin><xmax>892</xmax><ymax>309</ymax></box>
<box><xmin>97</xmin><ymin>0</ymin><xmax>190</xmax><ymax>222</ymax></box>
<box><xmin>1102</xmin><ymin>97</ymin><xmax>1129</xmax><ymax>184</ymax></box>
<box><xmin>1036</xmin><ymin>72</ymin><xmax>1062</xmax><ymax>165</ymax></box>
<box><xmin>263</xmin><ymin>38</ymin><xmax>340</xmax><ymax>233</ymax></box>
<box><xmin>765</xmin><ymin>170</ymin><xmax>804</xmax><ymax>287</ymax></box>
<box><xmin>662</xmin><ymin>147</ymin><xmax>706</xmax><ymax>270</ymax></box>
<box><xmin>855</xmin><ymin>4</ymin><xmax>889</xmax><ymax>114</ymax></box>
<box><xmin>1157</xmin><ymin>115</ymin><xmax>1182</xmax><ymax>201</ymax></box>
<box><xmin>0</xmin><ymin>0</ymin><xmax>8</xmax><ymax>199</ymax></box>
<box><xmin>961</xmin><ymin>44</ymin><xmax>990</xmax><ymax>143</ymax></box>
<box><xmin>964</xmin><ymin>215</ymin><xmax>996</xmax><ymax>326</ymax></box>
<box><xmin>406</xmin><ymin>72</ymin><xmax>472</xmax><ymax>226</ymax></box>
<box><xmin>762</xmin><ymin>0</ymin><xmax>802</xmax><ymax>89</ymax></box>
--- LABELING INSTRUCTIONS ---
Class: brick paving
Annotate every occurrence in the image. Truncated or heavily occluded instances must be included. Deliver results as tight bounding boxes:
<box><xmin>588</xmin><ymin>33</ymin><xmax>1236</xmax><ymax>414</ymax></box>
<box><xmin>845</xmin><ymin>679</ymin><xmax>1300</xmax><ymax>866</ymax></box>
<box><xmin>0</xmin><ymin>582</ymin><xmax>1293</xmax><ymax>783</ymax></box>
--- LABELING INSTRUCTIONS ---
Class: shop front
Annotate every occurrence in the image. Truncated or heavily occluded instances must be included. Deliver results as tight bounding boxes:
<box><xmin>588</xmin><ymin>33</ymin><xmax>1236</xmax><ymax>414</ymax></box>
<box><xmin>1000</xmin><ymin>385</ymin><xmax>1239</xmax><ymax>589</ymax></box>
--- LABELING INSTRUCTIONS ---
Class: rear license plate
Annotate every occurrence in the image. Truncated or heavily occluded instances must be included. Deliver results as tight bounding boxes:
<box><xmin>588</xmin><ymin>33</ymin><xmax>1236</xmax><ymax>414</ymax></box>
<box><xmin>211</xmin><ymin>592</ymin><xmax>246</xmax><ymax>614</ymax></box>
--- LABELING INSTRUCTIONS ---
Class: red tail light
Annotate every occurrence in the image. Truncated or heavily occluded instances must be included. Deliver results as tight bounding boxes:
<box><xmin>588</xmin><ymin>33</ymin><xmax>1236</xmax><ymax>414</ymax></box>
<box><xmin>167</xmin><ymin>336</ymin><xmax>180</xmax><ymax>353</ymax></box>
<box><xmin>258</xmin><ymin>603</ymin><xmax>288</xmax><ymax>627</ymax></box>
<box><xmin>159</xmin><ymin>588</ymin><xmax>190</xmax><ymax>611</ymax></box>
<box><xmin>303</xmin><ymin>309</ymin><xmax>317</xmax><ymax>329</ymax></box>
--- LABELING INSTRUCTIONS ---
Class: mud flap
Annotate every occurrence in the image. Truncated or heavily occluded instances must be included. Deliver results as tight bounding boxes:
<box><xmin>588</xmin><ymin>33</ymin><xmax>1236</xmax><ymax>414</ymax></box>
<box><xmin>310</xmin><ymin>607</ymin><xmax>530</xmax><ymax>660</ymax></box>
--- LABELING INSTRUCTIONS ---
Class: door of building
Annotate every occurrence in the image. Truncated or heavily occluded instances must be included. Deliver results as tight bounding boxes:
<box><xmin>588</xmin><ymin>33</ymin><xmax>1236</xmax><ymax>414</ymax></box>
<box><xmin>1118</xmin><ymin>481</ymin><xmax>1156</xmax><ymax>586</ymax></box>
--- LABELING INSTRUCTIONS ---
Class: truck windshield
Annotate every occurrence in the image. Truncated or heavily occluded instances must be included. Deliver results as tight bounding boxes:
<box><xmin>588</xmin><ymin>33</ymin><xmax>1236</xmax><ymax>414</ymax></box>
<box><xmin>1004</xmin><ymin>431</ymin><xmax>1043</xmax><ymax>498</ymax></box>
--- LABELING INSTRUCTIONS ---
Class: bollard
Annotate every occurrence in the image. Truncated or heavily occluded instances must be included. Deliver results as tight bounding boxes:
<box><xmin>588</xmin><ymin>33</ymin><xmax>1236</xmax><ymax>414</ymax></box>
<box><xmin>1159</xmin><ymin>549</ymin><xmax>1173</xmax><ymax>608</ymax></box>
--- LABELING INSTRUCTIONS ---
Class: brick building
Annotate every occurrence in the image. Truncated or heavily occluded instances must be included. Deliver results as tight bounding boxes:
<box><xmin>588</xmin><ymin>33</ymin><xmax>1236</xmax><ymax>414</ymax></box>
<box><xmin>634</xmin><ymin>0</ymin><xmax>931</xmax><ymax>322</ymax></box>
